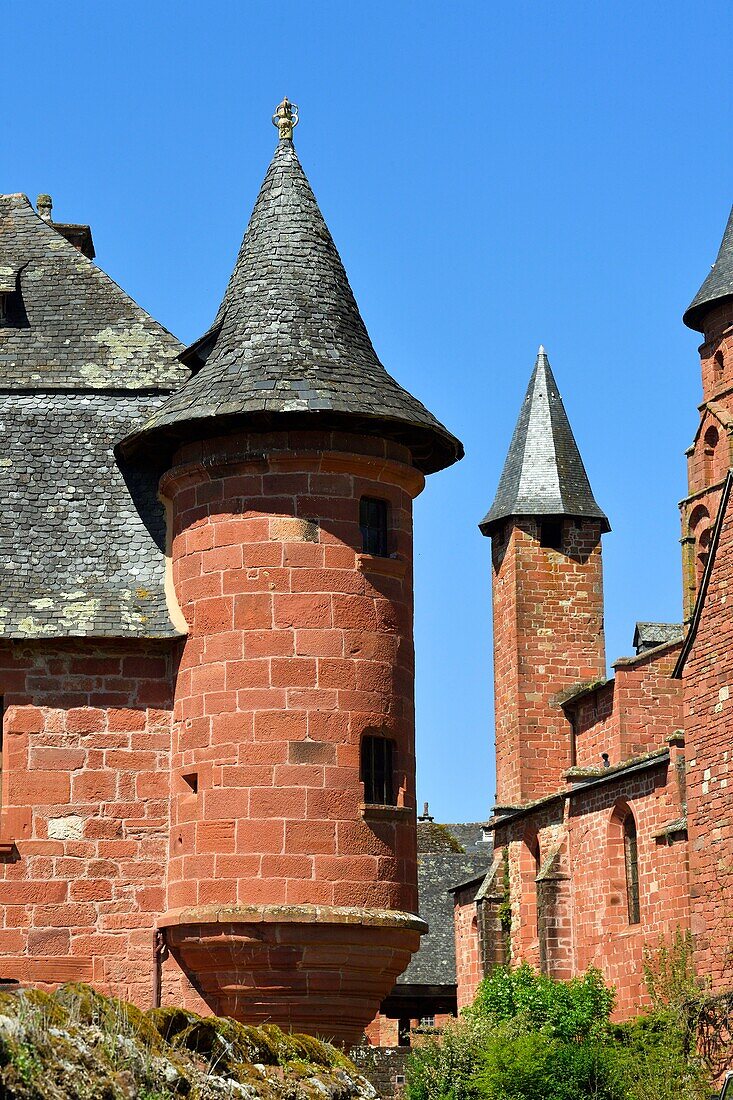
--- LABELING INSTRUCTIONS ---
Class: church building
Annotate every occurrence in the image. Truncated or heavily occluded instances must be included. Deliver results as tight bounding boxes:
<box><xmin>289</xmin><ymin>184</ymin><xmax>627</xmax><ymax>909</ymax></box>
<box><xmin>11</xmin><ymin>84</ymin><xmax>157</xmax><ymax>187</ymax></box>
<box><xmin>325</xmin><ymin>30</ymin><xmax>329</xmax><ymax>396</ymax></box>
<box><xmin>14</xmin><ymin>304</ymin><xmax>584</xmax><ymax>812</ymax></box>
<box><xmin>453</xmin><ymin>208</ymin><xmax>733</xmax><ymax>1015</ymax></box>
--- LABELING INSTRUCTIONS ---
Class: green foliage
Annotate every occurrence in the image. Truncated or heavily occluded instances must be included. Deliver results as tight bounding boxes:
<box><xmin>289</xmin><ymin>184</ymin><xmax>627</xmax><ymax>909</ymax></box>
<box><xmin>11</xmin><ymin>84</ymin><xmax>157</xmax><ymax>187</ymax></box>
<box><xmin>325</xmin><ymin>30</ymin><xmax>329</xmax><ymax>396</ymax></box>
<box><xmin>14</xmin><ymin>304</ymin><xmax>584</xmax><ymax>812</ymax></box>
<box><xmin>405</xmin><ymin>1015</ymin><xmax>494</xmax><ymax>1100</ymax></box>
<box><xmin>477</xmin><ymin>1032</ymin><xmax>622</xmax><ymax>1100</ymax></box>
<box><xmin>406</xmin><ymin>966</ymin><xmax>712</xmax><ymax>1100</ymax></box>
<box><xmin>642</xmin><ymin>928</ymin><xmax>702</xmax><ymax>1014</ymax></box>
<box><xmin>468</xmin><ymin>963</ymin><xmax>615</xmax><ymax>1041</ymax></box>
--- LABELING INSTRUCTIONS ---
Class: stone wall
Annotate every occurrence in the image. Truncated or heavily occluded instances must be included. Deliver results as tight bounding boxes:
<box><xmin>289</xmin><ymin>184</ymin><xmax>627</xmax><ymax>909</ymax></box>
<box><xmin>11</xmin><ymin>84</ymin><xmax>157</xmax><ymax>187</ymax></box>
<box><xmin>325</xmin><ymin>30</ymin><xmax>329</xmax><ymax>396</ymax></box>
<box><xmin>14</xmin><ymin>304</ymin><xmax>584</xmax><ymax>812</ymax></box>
<box><xmin>0</xmin><ymin>638</ymin><xmax>174</xmax><ymax>1007</ymax></box>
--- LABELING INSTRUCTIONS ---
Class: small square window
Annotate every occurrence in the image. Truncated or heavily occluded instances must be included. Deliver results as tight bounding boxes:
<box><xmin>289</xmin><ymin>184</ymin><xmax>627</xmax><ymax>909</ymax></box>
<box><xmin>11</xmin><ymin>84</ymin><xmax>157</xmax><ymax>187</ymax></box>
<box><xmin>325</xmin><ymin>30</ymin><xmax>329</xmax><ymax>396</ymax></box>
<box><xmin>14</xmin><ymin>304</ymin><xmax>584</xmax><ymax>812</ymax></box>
<box><xmin>361</xmin><ymin>735</ymin><xmax>395</xmax><ymax>805</ymax></box>
<box><xmin>359</xmin><ymin>497</ymin><xmax>389</xmax><ymax>557</ymax></box>
<box><xmin>539</xmin><ymin>518</ymin><xmax>563</xmax><ymax>551</ymax></box>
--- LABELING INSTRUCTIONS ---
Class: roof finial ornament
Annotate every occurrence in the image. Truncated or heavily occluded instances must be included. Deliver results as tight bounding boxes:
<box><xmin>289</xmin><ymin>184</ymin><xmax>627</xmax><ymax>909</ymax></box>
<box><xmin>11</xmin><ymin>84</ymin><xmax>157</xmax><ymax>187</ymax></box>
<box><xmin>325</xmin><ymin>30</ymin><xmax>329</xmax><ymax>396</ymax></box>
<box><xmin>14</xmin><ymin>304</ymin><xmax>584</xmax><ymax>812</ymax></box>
<box><xmin>272</xmin><ymin>97</ymin><xmax>299</xmax><ymax>142</ymax></box>
<box><xmin>37</xmin><ymin>194</ymin><xmax>53</xmax><ymax>222</ymax></box>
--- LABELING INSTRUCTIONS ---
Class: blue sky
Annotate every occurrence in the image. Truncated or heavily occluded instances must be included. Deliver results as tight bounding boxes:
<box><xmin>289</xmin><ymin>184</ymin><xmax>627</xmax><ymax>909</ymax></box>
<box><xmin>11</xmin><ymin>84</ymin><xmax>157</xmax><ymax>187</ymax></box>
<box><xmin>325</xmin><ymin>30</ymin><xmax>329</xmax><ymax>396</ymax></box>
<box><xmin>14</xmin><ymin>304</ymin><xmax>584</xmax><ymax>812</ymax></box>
<box><xmin>5</xmin><ymin>1</ymin><xmax>733</xmax><ymax>821</ymax></box>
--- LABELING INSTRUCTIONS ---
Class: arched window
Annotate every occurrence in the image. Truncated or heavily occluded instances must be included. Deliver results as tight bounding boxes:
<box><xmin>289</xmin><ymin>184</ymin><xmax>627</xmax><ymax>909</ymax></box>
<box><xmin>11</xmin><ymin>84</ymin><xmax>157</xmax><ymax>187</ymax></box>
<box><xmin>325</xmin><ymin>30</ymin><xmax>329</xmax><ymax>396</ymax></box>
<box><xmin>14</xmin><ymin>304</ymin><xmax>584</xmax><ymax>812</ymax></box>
<box><xmin>714</xmin><ymin>350</ymin><xmax>724</xmax><ymax>374</ymax></box>
<box><xmin>703</xmin><ymin>425</ymin><xmax>719</xmax><ymax>483</ymax></box>
<box><xmin>360</xmin><ymin>735</ymin><xmax>395</xmax><ymax>805</ymax></box>
<box><xmin>623</xmin><ymin>813</ymin><xmax>640</xmax><ymax>925</ymax></box>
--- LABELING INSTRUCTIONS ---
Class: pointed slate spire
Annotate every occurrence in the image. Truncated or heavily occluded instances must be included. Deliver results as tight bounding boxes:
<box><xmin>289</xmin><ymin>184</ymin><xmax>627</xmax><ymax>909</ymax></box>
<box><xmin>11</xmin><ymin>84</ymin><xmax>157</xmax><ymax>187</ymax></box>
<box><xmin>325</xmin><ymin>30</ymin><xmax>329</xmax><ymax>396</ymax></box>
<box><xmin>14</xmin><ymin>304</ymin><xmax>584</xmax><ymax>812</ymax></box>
<box><xmin>684</xmin><ymin>206</ymin><xmax>733</xmax><ymax>332</ymax></box>
<box><xmin>479</xmin><ymin>347</ymin><xmax>609</xmax><ymax>535</ymax></box>
<box><xmin>120</xmin><ymin>104</ymin><xmax>462</xmax><ymax>474</ymax></box>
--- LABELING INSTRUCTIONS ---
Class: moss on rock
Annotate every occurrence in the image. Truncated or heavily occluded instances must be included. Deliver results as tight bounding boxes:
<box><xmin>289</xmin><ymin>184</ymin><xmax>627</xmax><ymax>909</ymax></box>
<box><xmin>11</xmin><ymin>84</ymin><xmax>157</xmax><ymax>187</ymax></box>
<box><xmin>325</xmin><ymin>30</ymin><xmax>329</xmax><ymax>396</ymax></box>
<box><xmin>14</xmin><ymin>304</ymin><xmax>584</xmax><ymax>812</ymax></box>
<box><xmin>0</xmin><ymin>985</ymin><xmax>378</xmax><ymax>1100</ymax></box>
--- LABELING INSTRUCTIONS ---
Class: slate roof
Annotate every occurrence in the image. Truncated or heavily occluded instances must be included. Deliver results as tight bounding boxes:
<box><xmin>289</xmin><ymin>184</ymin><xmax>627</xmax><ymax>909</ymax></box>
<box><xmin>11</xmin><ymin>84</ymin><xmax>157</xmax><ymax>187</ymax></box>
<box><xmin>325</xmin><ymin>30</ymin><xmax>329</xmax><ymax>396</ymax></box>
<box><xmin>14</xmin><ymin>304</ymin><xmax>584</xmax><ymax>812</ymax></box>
<box><xmin>397</xmin><ymin>822</ymin><xmax>492</xmax><ymax>987</ymax></box>
<box><xmin>633</xmin><ymin>622</ymin><xmax>684</xmax><ymax>655</ymax></box>
<box><xmin>480</xmin><ymin>347</ymin><xmax>609</xmax><ymax>535</ymax></box>
<box><xmin>0</xmin><ymin>193</ymin><xmax>186</xmax><ymax>637</ymax></box>
<box><xmin>684</xmin><ymin>206</ymin><xmax>733</xmax><ymax>332</ymax></box>
<box><xmin>120</xmin><ymin>138</ymin><xmax>463</xmax><ymax>475</ymax></box>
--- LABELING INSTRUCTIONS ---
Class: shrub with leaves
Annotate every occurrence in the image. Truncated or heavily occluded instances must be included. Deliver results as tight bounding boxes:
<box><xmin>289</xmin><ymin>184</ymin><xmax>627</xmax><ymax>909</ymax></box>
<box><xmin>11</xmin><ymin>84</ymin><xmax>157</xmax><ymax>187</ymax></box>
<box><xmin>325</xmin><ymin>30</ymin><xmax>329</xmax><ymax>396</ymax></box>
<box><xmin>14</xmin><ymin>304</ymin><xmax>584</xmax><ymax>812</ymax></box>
<box><xmin>467</xmin><ymin>962</ymin><xmax>615</xmax><ymax>1041</ymax></box>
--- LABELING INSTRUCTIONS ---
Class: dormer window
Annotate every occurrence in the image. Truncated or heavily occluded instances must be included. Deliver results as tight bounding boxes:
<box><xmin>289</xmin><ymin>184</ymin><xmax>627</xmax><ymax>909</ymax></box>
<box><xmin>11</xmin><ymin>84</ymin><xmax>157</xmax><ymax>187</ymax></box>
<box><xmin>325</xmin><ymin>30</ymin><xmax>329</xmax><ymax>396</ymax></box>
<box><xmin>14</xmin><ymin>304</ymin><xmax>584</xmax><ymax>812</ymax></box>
<box><xmin>0</xmin><ymin>266</ymin><xmax>26</xmax><ymax>329</ymax></box>
<box><xmin>359</xmin><ymin>497</ymin><xmax>389</xmax><ymax>557</ymax></box>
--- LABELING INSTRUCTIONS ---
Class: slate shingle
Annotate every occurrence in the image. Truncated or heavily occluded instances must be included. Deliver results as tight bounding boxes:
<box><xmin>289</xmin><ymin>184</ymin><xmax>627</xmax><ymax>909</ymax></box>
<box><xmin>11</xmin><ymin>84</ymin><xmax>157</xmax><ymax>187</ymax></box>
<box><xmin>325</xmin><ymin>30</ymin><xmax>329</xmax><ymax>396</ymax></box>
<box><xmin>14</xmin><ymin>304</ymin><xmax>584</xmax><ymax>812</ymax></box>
<box><xmin>480</xmin><ymin>347</ymin><xmax>609</xmax><ymax>535</ymax></box>
<box><xmin>684</xmin><ymin>206</ymin><xmax>733</xmax><ymax>332</ymax></box>
<box><xmin>120</xmin><ymin>139</ymin><xmax>463</xmax><ymax>474</ymax></box>
<box><xmin>0</xmin><ymin>193</ymin><xmax>186</xmax><ymax>638</ymax></box>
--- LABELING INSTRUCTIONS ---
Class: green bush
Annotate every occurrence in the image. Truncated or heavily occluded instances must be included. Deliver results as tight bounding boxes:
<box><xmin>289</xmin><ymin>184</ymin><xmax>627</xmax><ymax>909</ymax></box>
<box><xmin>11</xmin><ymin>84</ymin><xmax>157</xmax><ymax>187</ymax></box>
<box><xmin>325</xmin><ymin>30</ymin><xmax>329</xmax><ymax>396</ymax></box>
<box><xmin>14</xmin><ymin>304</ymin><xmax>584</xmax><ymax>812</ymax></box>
<box><xmin>405</xmin><ymin>966</ymin><xmax>711</xmax><ymax>1100</ymax></box>
<box><xmin>468</xmin><ymin>963</ymin><xmax>615</xmax><ymax>1041</ymax></box>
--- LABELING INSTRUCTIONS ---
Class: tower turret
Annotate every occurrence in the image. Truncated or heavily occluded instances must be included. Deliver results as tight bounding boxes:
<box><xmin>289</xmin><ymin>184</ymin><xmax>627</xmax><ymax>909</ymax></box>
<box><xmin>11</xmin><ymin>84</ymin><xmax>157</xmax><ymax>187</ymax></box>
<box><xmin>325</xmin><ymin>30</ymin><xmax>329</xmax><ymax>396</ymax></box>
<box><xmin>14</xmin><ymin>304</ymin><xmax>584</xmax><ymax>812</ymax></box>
<box><xmin>681</xmin><ymin>207</ymin><xmax>733</xmax><ymax>618</ymax></box>
<box><xmin>120</xmin><ymin>100</ymin><xmax>462</xmax><ymax>1045</ymax></box>
<box><xmin>481</xmin><ymin>348</ymin><xmax>608</xmax><ymax>806</ymax></box>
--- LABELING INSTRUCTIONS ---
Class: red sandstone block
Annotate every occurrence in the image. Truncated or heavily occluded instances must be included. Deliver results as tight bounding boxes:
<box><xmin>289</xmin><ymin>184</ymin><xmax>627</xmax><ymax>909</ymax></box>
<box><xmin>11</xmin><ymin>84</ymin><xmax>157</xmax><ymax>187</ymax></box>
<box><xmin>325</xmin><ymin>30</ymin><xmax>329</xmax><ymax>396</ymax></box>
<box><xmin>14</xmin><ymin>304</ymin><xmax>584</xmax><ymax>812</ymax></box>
<box><xmin>306</xmin><ymin>711</ymin><xmax>350</xmax><ymax>742</ymax></box>
<box><xmin>107</xmin><ymin>708</ymin><xmax>148</xmax><ymax>732</ymax></box>
<box><xmin>253</xmin><ymin>711</ymin><xmax>307</xmax><ymax>740</ymax></box>
<box><xmin>294</xmin><ymin>630</ymin><xmax>343</xmax><ymax>658</ymax></box>
<box><xmin>317</xmin><ymin>659</ymin><xmax>357</xmax><ymax>690</ymax></box>
<box><xmin>194</xmin><ymin>597</ymin><xmax>234</xmax><ymax>635</ymax></box>
<box><xmin>221</xmin><ymin>765</ymin><xmax>274</xmax><ymax>787</ymax></box>
<box><xmin>236</xmin><ymin>819</ymin><xmax>284</xmax><ymax>854</ymax></box>
<box><xmin>250</xmin><ymin>787</ymin><xmax>307</xmax><ymax>820</ymax></box>
<box><xmin>271</xmin><ymin>658</ymin><xmax>317</xmax><ymax>688</ymax></box>
<box><xmin>233</xmin><ymin>594</ymin><xmax>274</xmax><ymax>630</ymax></box>
<box><xmin>205</xmin><ymin>691</ymin><xmax>239</xmax><ymax>715</ymax></box>
<box><xmin>274</xmin><ymin>594</ymin><xmax>332</xmax><ymax>630</ymax></box>
<box><xmin>286</xmin><ymin>820</ymin><xmax>336</xmax><ymax>854</ymax></box>
<box><xmin>287</xmin><ymin>688</ymin><xmax>338</xmax><ymax>711</ymax></box>
<box><xmin>67</xmin><ymin>708</ymin><xmax>106</xmax><ymax>734</ymax></box>
<box><xmin>243</xmin><ymin>630</ymin><xmax>294</xmax><ymax>658</ymax></box>
<box><xmin>306</xmin><ymin>788</ymin><xmax>360</xmax><ymax>820</ymax></box>
<box><xmin>214</xmin><ymin>854</ymin><xmax>262</xmax><ymax>878</ymax></box>
<box><xmin>283</xmin><ymin>543</ymin><xmax>324</xmax><ymax>569</ymax></box>
<box><xmin>70</xmin><ymin>880</ymin><xmax>114</xmax><ymax>902</ymax></box>
<box><xmin>7</xmin><ymin>707</ymin><xmax>45</xmax><ymax>734</ymax></box>
<box><xmin>12</xmin><ymin>772</ymin><xmax>70</xmax><ymax>805</ymax></box>
<box><xmin>236</xmin><ymin>688</ymin><xmax>287</xmax><ymax>711</ymax></box>
<box><xmin>285</xmin><ymin>879</ymin><xmax>335</xmax><ymax>904</ymax></box>
<box><xmin>203</xmin><ymin>788</ymin><xmax>247</xmax><ymax>820</ymax></box>
<box><xmin>274</xmin><ymin>764</ymin><xmax>324</xmax><ymax>788</ymax></box>
<box><xmin>225</xmin><ymin>660</ymin><xmax>270</xmax><ymax>690</ymax></box>
<box><xmin>30</xmin><ymin>746</ymin><xmax>85</xmax><ymax>771</ymax></box>
<box><xmin>331</xmin><ymin>595</ymin><xmax>377</xmax><ymax>632</ymax></box>
<box><xmin>0</xmin><ymin>881</ymin><xmax>68</xmax><ymax>904</ymax></box>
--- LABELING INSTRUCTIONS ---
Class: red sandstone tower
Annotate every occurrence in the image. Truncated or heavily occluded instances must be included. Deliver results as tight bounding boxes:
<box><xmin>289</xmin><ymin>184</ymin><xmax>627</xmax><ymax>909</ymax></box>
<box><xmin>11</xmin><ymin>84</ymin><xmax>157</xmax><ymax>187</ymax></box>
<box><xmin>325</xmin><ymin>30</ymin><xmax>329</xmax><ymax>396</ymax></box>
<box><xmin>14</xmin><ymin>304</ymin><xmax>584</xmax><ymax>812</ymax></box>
<box><xmin>681</xmin><ymin>209</ymin><xmax>733</xmax><ymax>619</ymax></box>
<box><xmin>120</xmin><ymin>100</ymin><xmax>462</xmax><ymax>1044</ymax></box>
<box><xmin>479</xmin><ymin>348</ymin><xmax>608</xmax><ymax>805</ymax></box>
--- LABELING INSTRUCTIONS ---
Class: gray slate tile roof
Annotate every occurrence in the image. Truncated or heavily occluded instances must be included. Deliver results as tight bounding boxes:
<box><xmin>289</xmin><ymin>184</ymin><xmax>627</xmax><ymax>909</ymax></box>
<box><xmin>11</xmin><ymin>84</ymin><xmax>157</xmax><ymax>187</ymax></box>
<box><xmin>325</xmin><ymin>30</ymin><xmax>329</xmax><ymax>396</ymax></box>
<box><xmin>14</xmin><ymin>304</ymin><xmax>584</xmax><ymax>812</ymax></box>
<box><xmin>684</xmin><ymin>206</ymin><xmax>733</xmax><ymax>332</ymax></box>
<box><xmin>0</xmin><ymin>193</ymin><xmax>187</xmax><ymax>638</ymax></box>
<box><xmin>120</xmin><ymin>140</ymin><xmax>463</xmax><ymax>474</ymax></box>
<box><xmin>479</xmin><ymin>347</ymin><xmax>609</xmax><ymax>535</ymax></box>
<box><xmin>632</xmin><ymin>622</ymin><xmax>684</xmax><ymax>655</ymax></box>
<box><xmin>397</xmin><ymin>822</ymin><xmax>492</xmax><ymax>987</ymax></box>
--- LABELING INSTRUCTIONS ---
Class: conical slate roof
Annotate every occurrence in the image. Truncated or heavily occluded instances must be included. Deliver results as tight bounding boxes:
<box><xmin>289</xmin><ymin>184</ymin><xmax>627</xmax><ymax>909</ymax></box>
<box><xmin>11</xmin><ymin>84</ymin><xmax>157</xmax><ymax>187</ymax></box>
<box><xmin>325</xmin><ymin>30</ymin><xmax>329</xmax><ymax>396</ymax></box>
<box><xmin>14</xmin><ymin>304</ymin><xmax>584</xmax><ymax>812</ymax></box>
<box><xmin>120</xmin><ymin>136</ymin><xmax>462</xmax><ymax>473</ymax></box>
<box><xmin>684</xmin><ymin>206</ymin><xmax>733</xmax><ymax>332</ymax></box>
<box><xmin>479</xmin><ymin>348</ymin><xmax>609</xmax><ymax>535</ymax></box>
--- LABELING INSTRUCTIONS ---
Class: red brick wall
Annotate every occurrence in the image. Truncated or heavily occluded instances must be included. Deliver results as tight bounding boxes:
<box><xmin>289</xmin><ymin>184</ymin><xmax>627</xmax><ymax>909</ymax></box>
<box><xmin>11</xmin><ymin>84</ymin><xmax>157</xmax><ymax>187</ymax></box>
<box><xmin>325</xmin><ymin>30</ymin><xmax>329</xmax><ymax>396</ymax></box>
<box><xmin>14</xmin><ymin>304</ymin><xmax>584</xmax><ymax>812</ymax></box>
<box><xmin>162</xmin><ymin>429</ymin><xmax>424</xmax><ymax>915</ymax></box>
<box><xmin>571</xmin><ymin>646</ymin><xmax>682</xmax><ymax>770</ymax></box>
<box><xmin>491</xmin><ymin>518</ymin><xmax>606</xmax><ymax>804</ymax></box>
<box><xmin>454</xmin><ymin>886</ymin><xmax>483</xmax><ymax>1009</ymax></box>
<box><xmin>494</xmin><ymin>762</ymin><xmax>689</xmax><ymax>1016</ymax></box>
<box><xmin>0</xmin><ymin>639</ymin><xmax>173</xmax><ymax>1007</ymax></box>
<box><xmin>683</xmin><ymin>484</ymin><xmax>733</xmax><ymax>988</ymax></box>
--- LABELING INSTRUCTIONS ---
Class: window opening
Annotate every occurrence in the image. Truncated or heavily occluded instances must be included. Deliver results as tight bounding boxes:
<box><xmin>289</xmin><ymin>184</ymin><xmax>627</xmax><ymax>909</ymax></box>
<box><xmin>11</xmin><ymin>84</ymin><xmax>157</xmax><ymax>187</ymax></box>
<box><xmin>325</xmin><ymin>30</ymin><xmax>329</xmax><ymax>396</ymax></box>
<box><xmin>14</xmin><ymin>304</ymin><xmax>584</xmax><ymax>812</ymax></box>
<box><xmin>359</xmin><ymin>497</ymin><xmax>389</xmax><ymax>557</ymax></box>
<box><xmin>360</xmin><ymin>735</ymin><xmax>395</xmax><ymax>805</ymax></box>
<box><xmin>397</xmin><ymin>1018</ymin><xmax>411</xmax><ymax>1047</ymax></box>
<box><xmin>539</xmin><ymin>518</ymin><xmax>563</xmax><ymax>551</ymax></box>
<box><xmin>419</xmin><ymin>1015</ymin><xmax>435</xmax><ymax>1028</ymax></box>
<box><xmin>715</xmin><ymin>350</ymin><xmax>724</xmax><ymax>373</ymax></box>
<box><xmin>623</xmin><ymin>813</ymin><xmax>641</xmax><ymax>925</ymax></box>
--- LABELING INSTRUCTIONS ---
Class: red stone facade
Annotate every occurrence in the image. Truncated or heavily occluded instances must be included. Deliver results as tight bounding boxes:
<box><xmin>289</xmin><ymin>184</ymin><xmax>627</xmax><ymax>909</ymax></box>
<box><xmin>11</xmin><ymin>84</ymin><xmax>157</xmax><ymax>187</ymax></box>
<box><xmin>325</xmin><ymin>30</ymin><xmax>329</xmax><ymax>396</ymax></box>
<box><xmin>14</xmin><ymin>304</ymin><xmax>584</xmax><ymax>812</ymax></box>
<box><xmin>458</xmin><ymin>275</ymin><xmax>733</xmax><ymax>1022</ymax></box>
<box><xmin>0</xmin><ymin>428</ymin><xmax>431</xmax><ymax>1045</ymax></box>
<box><xmin>491</xmin><ymin>517</ymin><xmax>605</xmax><ymax>805</ymax></box>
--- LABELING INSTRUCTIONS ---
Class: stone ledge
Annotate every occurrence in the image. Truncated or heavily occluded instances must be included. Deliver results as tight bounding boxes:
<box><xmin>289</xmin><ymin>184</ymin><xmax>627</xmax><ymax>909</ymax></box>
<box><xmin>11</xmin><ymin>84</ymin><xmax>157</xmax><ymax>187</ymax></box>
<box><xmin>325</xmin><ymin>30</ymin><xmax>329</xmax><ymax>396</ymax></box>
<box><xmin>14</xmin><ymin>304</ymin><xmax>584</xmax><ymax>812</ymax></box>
<box><xmin>359</xmin><ymin>802</ymin><xmax>413</xmax><ymax>823</ymax></box>
<box><xmin>158</xmin><ymin>903</ymin><xmax>427</xmax><ymax>934</ymax></box>
<box><xmin>356</xmin><ymin>554</ymin><xmax>408</xmax><ymax>579</ymax></box>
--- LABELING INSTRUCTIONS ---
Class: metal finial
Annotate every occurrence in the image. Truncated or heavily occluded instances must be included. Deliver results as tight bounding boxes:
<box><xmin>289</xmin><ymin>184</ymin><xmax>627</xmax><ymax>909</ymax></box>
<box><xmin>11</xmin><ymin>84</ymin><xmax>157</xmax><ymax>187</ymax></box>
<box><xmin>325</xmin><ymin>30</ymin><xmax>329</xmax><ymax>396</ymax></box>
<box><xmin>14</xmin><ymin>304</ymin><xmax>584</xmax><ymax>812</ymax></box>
<box><xmin>272</xmin><ymin>97</ymin><xmax>299</xmax><ymax>142</ymax></box>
